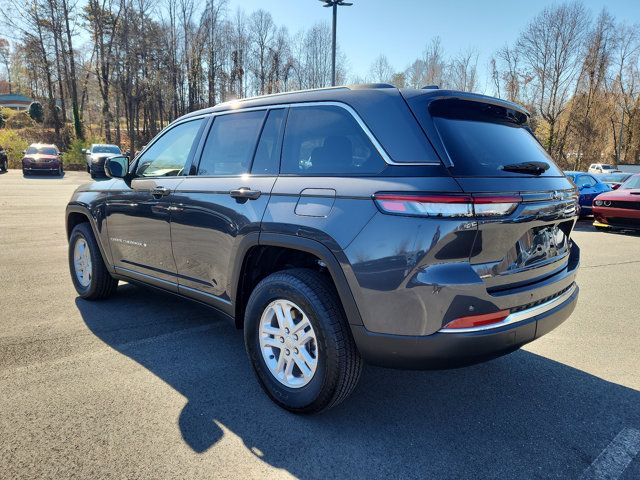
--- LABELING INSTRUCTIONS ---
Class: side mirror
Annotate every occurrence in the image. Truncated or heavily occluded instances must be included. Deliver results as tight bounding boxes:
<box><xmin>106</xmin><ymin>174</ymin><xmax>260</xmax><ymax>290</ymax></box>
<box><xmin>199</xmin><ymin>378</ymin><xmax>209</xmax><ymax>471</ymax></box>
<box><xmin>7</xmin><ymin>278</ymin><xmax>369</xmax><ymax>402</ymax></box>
<box><xmin>104</xmin><ymin>156</ymin><xmax>129</xmax><ymax>179</ymax></box>
<box><xmin>22</xmin><ymin>150</ymin><xmax>26</xmax><ymax>155</ymax></box>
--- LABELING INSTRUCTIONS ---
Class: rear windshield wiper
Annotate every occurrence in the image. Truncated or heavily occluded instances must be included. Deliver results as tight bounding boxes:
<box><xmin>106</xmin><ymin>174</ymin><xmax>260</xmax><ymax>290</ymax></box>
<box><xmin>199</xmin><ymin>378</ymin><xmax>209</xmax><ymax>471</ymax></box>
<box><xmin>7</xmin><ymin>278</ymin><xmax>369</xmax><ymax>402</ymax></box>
<box><xmin>500</xmin><ymin>161</ymin><xmax>550</xmax><ymax>175</ymax></box>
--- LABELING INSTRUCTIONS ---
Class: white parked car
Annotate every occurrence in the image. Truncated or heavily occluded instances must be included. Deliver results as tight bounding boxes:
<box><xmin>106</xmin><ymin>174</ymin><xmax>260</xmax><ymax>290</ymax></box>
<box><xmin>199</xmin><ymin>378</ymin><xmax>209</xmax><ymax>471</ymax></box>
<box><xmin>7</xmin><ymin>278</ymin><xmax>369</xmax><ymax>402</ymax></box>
<box><xmin>588</xmin><ymin>163</ymin><xmax>620</xmax><ymax>174</ymax></box>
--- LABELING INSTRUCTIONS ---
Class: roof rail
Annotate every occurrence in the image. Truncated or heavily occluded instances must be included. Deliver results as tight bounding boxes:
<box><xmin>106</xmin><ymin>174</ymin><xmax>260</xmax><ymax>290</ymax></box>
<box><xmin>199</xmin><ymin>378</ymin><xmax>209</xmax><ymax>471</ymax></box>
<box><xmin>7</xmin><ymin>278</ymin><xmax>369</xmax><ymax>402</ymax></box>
<box><xmin>349</xmin><ymin>83</ymin><xmax>396</xmax><ymax>89</ymax></box>
<box><xmin>216</xmin><ymin>86</ymin><xmax>350</xmax><ymax>108</ymax></box>
<box><xmin>421</xmin><ymin>85</ymin><xmax>440</xmax><ymax>90</ymax></box>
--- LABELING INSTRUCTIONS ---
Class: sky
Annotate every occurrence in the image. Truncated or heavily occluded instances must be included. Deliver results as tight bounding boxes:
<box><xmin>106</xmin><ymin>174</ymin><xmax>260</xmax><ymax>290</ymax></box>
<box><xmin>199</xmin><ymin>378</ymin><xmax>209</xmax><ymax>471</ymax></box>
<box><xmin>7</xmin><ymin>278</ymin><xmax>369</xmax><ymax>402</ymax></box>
<box><xmin>226</xmin><ymin>0</ymin><xmax>640</xmax><ymax>93</ymax></box>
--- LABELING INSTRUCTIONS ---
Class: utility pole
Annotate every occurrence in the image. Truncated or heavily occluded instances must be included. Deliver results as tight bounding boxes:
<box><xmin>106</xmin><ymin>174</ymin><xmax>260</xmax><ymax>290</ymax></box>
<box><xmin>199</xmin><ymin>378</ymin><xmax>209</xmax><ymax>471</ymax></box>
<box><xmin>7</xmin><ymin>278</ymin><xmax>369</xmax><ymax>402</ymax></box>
<box><xmin>319</xmin><ymin>0</ymin><xmax>353</xmax><ymax>86</ymax></box>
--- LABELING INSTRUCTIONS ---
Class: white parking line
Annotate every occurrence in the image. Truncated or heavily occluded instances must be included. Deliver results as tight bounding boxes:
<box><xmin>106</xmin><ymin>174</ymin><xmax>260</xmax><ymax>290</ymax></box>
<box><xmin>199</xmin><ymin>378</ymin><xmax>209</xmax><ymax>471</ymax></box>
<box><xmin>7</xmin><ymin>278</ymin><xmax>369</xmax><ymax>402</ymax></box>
<box><xmin>579</xmin><ymin>428</ymin><xmax>640</xmax><ymax>480</ymax></box>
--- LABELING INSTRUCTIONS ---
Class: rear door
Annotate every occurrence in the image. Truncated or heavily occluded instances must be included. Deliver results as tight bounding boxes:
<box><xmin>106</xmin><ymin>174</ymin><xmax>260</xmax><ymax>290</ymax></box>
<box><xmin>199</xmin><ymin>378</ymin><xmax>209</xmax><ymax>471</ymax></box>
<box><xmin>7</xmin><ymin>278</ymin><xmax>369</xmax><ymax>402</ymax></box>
<box><xmin>169</xmin><ymin>108</ymin><xmax>285</xmax><ymax>308</ymax></box>
<box><xmin>406</xmin><ymin>96</ymin><xmax>578</xmax><ymax>291</ymax></box>
<box><xmin>106</xmin><ymin>118</ymin><xmax>205</xmax><ymax>289</ymax></box>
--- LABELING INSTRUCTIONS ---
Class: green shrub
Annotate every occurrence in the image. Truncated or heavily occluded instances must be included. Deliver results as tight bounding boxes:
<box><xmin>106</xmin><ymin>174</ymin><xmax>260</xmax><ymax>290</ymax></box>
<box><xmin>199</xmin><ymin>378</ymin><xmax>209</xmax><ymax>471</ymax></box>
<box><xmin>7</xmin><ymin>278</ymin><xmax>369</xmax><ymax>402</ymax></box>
<box><xmin>63</xmin><ymin>135</ymin><xmax>104</xmax><ymax>167</ymax></box>
<box><xmin>0</xmin><ymin>129</ymin><xmax>29</xmax><ymax>168</ymax></box>
<box><xmin>5</xmin><ymin>111</ymin><xmax>34</xmax><ymax>129</ymax></box>
<box><xmin>64</xmin><ymin>137</ymin><xmax>89</xmax><ymax>166</ymax></box>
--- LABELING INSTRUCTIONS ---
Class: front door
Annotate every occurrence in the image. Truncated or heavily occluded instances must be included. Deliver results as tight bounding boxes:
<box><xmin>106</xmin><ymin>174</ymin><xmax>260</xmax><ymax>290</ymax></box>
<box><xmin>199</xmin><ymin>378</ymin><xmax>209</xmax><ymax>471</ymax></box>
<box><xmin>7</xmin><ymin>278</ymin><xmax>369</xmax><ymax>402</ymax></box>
<box><xmin>170</xmin><ymin>108</ymin><xmax>285</xmax><ymax>307</ymax></box>
<box><xmin>106</xmin><ymin>118</ymin><xmax>206</xmax><ymax>289</ymax></box>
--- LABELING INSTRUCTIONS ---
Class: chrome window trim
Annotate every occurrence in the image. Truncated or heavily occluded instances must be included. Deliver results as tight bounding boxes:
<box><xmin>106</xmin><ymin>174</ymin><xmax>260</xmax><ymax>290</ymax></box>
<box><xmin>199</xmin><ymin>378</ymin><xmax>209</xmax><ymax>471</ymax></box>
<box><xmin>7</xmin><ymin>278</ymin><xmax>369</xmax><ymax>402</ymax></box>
<box><xmin>439</xmin><ymin>283</ymin><xmax>577</xmax><ymax>334</ymax></box>
<box><xmin>209</xmin><ymin>101</ymin><xmax>441</xmax><ymax>166</ymax></box>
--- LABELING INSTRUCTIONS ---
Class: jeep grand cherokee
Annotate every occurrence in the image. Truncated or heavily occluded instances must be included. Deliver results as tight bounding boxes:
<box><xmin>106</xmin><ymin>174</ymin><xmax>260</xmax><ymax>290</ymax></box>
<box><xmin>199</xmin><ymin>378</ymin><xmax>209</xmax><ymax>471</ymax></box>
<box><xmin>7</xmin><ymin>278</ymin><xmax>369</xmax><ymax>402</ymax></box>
<box><xmin>66</xmin><ymin>85</ymin><xmax>580</xmax><ymax>413</ymax></box>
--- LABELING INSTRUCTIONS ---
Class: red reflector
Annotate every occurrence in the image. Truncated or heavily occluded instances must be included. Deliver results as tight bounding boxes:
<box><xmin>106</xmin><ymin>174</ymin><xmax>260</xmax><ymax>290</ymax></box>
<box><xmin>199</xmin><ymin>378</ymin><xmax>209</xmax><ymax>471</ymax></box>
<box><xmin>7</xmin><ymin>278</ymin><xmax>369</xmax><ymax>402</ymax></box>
<box><xmin>377</xmin><ymin>200</ymin><xmax>407</xmax><ymax>212</ymax></box>
<box><xmin>443</xmin><ymin>310</ymin><xmax>510</xmax><ymax>330</ymax></box>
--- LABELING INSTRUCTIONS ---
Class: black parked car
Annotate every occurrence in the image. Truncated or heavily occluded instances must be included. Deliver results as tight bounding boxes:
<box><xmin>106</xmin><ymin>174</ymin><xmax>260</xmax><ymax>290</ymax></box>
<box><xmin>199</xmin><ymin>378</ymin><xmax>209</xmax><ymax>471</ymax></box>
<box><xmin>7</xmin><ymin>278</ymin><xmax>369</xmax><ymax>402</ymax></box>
<box><xmin>66</xmin><ymin>85</ymin><xmax>580</xmax><ymax>413</ymax></box>
<box><xmin>0</xmin><ymin>145</ymin><xmax>7</xmax><ymax>172</ymax></box>
<box><xmin>83</xmin><ymin>143</ymin><xmax>122</xmax><ymax>178</ymax></box>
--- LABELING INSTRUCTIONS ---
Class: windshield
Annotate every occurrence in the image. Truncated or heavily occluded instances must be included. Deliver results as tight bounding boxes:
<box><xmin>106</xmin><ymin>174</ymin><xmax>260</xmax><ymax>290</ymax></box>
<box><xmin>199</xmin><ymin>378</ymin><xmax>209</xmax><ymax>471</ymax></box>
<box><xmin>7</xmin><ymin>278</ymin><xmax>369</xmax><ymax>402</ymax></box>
<box><xmin>600</xmin><ymin>173</ymin><xmax>631</xmax><ymax>183</ymax></box>
<box><xmin>601</xmin><ymin>165</ymin><xmax>615</xmax><ymax>170</ymax></box>
<box><xmin>92</xmin><ymin>145</ymin><xmax>121</xmax><ymax>154</ymax></box>
<box><xmin>430</xmin><ymin>99</ymin><xmax>563</xmax><ymax>177</ymax></box>
<box><xmin>26</xmin><ymin>146</ymin><xmax>57</xmax><ymax>155</ymax></box>
<box><xmin>620</xmin><ymin>175</ymin><xmax>640</xmax><ymax>190</ymax></box>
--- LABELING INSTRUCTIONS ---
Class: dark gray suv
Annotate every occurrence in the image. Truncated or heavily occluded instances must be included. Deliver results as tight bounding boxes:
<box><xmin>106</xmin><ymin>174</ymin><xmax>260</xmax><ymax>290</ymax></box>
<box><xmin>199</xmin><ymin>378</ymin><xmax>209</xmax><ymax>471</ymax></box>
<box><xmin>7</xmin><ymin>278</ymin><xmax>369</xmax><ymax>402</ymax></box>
<box><xmin>66</xmin><ymin>85</ymin><xmax>580</xmax><ymax>413</ymax></box>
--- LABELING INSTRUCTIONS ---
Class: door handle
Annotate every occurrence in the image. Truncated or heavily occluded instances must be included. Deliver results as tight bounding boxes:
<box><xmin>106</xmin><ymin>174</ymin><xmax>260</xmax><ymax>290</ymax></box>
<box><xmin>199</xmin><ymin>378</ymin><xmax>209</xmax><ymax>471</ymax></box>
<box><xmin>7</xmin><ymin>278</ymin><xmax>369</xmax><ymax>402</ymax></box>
<box><xmin>230</xmin><ymin>187</ymin><xmax>261</xmax><ymax>200</ymax></box>
<box><xmin>151</xmin><ymin>186</ymin><xmax>171</xmax><ymax>198</ymax></box>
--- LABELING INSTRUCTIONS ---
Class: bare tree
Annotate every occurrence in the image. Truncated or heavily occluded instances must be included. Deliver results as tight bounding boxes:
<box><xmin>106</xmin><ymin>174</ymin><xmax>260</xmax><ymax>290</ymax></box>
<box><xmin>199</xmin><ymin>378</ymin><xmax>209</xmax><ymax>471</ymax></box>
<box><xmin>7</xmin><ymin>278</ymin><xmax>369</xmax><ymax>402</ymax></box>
<box><xmin>516</xmin><ymin>1</ymin><xmax>590</xmax><ymax>157</ymax></box>
<box><xmin>368</xmin><ymin>54</ymin><xmax>393</xmax><ymax>83</ymax></box>
<box><xmin>449</xmin><ymin>49</ymin><xmax>478</xmax><ymax>92</ymax></box>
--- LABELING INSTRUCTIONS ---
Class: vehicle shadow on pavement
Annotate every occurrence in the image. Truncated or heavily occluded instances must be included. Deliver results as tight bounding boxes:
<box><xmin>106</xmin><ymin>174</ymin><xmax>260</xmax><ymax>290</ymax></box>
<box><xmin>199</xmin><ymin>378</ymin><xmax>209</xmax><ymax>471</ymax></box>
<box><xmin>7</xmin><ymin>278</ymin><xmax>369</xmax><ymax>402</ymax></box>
<box><xmin>76</xmin><ymin>283</ymin><xmax>640</xmax><ymax>479</ymax></box>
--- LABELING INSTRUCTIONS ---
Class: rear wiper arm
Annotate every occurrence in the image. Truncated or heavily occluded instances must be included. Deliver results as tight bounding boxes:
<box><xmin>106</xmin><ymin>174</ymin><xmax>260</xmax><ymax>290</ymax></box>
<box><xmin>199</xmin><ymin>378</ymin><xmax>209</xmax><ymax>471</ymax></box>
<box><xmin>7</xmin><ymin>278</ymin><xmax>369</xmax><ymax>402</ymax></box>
<box><xmin>501</xmin><ymin>161</ymin><xmax>550</xmax><ymax>175</ymax></box>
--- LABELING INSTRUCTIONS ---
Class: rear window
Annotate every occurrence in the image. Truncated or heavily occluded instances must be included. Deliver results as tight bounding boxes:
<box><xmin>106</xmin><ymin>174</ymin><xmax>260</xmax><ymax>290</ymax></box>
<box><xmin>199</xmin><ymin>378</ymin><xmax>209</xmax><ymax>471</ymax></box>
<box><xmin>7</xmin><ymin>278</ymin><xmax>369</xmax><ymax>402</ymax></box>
<box><xmin>430</xmin><ymin>99</ymin><xmax>563</xmax><ymax>177</ymax></box>
<box><xmin>621</xmin><ymin>175</ymin><xmax>640</xmax><ymax>190</ymax></box>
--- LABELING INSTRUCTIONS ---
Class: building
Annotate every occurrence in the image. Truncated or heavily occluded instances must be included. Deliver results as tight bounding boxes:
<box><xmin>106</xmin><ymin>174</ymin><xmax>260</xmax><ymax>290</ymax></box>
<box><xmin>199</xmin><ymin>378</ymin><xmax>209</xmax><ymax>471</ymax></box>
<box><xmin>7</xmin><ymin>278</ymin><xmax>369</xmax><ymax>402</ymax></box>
<box><xmin>0</xmin><ymin>93</ymin><xmax>33</xmax><ymax>111</ymax></box>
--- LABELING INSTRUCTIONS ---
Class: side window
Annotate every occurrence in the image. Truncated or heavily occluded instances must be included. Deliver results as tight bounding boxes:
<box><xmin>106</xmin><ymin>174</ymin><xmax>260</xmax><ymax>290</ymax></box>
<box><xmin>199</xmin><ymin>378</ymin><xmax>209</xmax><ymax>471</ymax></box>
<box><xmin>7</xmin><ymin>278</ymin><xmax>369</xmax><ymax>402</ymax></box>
<box><xmin>281</xmin><ymin>105</ymin><xmax>385</xmax><ymax>175</ymax></box>
<box><xmin>251</xmin><ymin>109</ymin><xmax>286</xmax><ymax>175</ymax></box>
<box><xmin>136</xmin><ymin>119</ymin><xmax>203</xmax><ymax>177</ymax></box>
<box><xmin>198</xmin><ymin>110</ymin><xmax>266</xmax><ymax>176</ymax></box>
<box><xmin>576</xmin><ymin>175</ymin><xmax>596</xmax><ymax>188</ymax></box>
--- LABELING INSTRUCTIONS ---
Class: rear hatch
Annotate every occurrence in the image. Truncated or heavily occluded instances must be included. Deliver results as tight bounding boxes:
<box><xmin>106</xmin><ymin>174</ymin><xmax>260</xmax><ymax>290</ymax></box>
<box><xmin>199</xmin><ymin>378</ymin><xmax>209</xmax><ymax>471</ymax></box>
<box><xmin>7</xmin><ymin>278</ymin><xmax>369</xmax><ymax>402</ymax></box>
<box><xmin>404</xmin><ymin>91</ymin><xmax>578</xmax><ymax>291</ymax></box>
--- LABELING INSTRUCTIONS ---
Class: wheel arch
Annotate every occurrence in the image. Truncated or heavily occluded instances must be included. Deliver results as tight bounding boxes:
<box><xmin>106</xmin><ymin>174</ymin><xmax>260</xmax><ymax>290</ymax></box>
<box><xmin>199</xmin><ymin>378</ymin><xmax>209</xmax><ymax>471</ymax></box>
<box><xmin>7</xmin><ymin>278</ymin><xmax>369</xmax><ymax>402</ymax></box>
<box><xmin>66</xmin><ymin>204</ymin><xmax>114</xmax><ymax>273</ymax></box>
<box><xmin>231</xmin><ymin>232</ymin><xmax>363</xmax><ymax>329</ymax></box>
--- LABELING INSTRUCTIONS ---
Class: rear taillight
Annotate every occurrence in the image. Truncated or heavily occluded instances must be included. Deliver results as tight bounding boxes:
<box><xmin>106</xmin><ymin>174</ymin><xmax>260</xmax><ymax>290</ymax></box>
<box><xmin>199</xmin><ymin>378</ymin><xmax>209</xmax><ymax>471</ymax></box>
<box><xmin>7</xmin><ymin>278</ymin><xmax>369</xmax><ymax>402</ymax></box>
<box><xmin>373</xmin><ymin>193</ymin><xmax>521</xmax><ymax>218</ymax></box>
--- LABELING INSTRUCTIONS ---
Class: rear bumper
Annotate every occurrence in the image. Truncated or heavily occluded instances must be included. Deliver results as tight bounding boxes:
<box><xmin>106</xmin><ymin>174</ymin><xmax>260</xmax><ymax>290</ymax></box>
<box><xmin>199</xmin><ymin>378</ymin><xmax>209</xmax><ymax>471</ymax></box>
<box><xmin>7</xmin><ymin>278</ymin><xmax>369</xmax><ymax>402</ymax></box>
<box><xmin>352</xmin><ymin>284</ymin><xmax>578</xmax><ymax>369</ymax></box>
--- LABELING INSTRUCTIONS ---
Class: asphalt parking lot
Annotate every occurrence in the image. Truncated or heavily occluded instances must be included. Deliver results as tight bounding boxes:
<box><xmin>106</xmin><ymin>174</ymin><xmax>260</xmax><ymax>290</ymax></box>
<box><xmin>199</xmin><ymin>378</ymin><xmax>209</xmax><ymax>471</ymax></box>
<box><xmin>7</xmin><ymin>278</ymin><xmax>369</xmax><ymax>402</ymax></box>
<box><xmin>1</xmin><ymin>169</ymin><xmax>639</xmax><ymax>479</ymax></box>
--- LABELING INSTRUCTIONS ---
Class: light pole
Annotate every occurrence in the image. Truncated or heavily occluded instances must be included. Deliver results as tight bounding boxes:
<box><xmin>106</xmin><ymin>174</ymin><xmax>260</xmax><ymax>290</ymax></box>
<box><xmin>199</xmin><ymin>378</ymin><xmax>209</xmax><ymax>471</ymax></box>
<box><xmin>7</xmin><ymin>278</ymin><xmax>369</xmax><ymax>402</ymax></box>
<box><xmin>319</xmin><ymin>0</ymin><xmax>353</xmax><ymax>86</ymax></box>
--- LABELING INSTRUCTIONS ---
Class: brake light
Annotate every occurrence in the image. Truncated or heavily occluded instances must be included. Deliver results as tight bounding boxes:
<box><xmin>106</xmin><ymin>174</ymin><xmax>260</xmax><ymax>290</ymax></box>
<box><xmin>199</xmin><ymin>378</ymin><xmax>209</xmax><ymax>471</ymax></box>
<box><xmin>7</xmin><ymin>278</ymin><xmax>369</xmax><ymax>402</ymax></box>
<box><xmin>373</xmin><ymin>193</ymin><xmax>521</xmax><ymax>218</ymax></box>
<box><xmin>442</xmin><ymin>309</ymin><xmax>510</xmax><ymax>330</ymax></box>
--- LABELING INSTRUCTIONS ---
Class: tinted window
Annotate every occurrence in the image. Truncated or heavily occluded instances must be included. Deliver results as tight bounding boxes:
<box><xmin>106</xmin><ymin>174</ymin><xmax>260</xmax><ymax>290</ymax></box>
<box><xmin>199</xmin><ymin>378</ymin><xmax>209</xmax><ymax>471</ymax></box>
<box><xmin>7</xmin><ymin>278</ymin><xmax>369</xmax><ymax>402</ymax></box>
<box><xmin>575</xmin><ymin>175</ymin><xmax>596</xmax><ymax>188</ymax></box>
<box><xmin>281</xmin><ymin>105</ymin><xmax>385</xmax><ymax>175</ymax></box>
<box><xmin>252</xmin><ymin>109</ymin><xmax>285</xmax><ymax>175</ymax></box>
<box><xmin>198</xmin><ymin>110</ymin><xmax>266</xmax><ymax>176</ymax></box>
<box><xmin>431</xmin><ymin>99</ymin><xmax>563</xmax><ymax>177</ymax></box>
<box><xmin>621</xmin><ymin>175</ymin><xmax>640</xmax><ymax>190</ymax></box>
<box><xmin>136</xmin><ymin>119</ymin><xmax>203</xmax><ymax>177</ymax></box>
<box><xmin>601</xmin><ymin>173</ymin><xmax>630</xmax><ymax>183</ymax></box>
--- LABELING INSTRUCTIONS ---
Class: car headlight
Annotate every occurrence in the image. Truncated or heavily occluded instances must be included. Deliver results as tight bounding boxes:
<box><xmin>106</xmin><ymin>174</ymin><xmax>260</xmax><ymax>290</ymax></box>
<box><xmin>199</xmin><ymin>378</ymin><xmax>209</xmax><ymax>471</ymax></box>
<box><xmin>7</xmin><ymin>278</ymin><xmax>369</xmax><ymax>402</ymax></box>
<box><xmin>604</xmin><ymin>200</ymin><xmax>611</xmax><ymax>207</ymax></box>
<box><xmin>595</xmin><ymin>200</ymin><xmax>603</xmax><ymax>206</ymax></box>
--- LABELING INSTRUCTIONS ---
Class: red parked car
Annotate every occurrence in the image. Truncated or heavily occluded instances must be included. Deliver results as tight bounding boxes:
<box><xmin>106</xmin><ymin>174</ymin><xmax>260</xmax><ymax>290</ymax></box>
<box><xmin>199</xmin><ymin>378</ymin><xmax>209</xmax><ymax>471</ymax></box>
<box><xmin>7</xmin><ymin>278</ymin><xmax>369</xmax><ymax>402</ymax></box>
<box><xmin>22</xmin><ymin>144</ymin><xmax>64</xmax><ymax>176</ymax></box>
<box><xmin>593</xmin><ymin>173</ymin><xmax>640</xmax><ymax>231</ymax></box>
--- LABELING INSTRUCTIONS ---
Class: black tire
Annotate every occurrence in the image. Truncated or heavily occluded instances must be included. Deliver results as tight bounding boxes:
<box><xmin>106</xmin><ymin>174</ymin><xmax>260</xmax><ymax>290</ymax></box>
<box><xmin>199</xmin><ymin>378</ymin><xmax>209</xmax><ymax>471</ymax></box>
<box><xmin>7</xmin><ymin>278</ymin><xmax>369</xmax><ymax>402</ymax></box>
<box><xmin>594</xmin><ymin>225</ymin><xmax>609</xmax><ymax>232</ymax></box>
<box><xmin>244</xmin><ymin>268</ymin><xmax>362</xmax><ymax>414</ymax></box>
<box><xmin>90</xmin><ymin>170</ymin><xmax>96</xmax><ymax>179</ymax></box>
<box><xmin>1</xmin><ymin>159</ymin><xmax>6</xmax><ymax>172</ymax></box>
<box><xmin>22</xmin><ymin>168</ymin><xmax>28</xmax><ymax>176</ymax></box>
<box><xmin>68</xmin><ymin>222</ymin><xmax>118</xmax><ymax>300</ymax></box>
<box><xmin>86</xmin><ymin>165</ymin><xmax>90</xmax><ymax>173</ymax></box>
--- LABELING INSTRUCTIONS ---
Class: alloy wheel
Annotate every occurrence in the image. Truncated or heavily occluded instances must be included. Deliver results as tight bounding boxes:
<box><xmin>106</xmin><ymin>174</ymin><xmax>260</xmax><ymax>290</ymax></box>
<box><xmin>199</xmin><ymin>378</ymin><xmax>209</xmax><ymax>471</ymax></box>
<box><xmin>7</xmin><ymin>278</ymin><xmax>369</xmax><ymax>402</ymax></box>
<box><xmin>258</xmin><ymin>299</ymin><xmax>319</xmax><ymax>388</ymax></box>
<box><xmin>73</xmin><ymin>238</ymin><xmax>93</xmax><ymax>288</ymax></box>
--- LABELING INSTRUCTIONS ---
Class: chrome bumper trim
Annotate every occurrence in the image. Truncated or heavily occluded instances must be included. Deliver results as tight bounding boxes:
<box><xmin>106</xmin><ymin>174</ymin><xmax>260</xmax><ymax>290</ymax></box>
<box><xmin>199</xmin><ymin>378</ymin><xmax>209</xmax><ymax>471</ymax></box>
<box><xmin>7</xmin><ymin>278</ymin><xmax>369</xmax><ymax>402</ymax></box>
<box><xmin>439</xmin><ymin>283</ymin><xmax>577</xmax><ymax>333</ymax></box>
